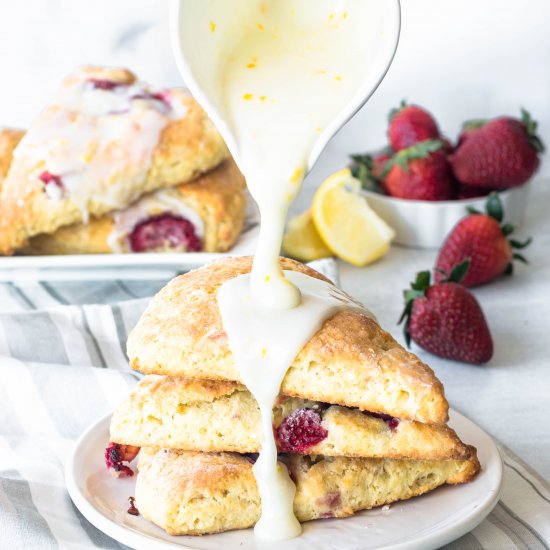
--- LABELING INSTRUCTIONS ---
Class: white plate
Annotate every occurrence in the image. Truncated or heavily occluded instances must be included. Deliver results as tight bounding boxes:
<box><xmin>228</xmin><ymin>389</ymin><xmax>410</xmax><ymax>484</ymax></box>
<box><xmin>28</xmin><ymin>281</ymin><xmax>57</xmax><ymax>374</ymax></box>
<box><xmin>66</xmin><ymin>409</ymin><xmax>502</xmax><ymax>550</ymax></box>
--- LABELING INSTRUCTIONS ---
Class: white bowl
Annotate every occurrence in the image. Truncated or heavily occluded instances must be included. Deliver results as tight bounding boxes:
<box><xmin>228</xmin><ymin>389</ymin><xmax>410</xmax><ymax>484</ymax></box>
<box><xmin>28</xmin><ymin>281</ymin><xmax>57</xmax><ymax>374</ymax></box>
<box><xmin>363</xmin><ymin>184</ymin><xmax>531</xmax><ymax>249</ymax></box>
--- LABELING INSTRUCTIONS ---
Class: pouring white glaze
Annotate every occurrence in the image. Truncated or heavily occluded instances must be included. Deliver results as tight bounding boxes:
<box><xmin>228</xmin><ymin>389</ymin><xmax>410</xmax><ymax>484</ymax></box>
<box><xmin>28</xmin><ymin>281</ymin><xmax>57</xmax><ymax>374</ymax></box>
<box><xmin>173</xmin><ymin>0</ymin><xmax>400</xmax><ymax>541</ymax></box>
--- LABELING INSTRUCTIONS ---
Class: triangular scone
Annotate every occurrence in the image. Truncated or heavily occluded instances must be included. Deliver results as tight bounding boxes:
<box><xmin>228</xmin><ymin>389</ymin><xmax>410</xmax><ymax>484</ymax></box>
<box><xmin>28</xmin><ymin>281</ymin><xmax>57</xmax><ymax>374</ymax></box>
<box><xmin>21</xmin><ymin>159</ymin><xmax>246</xmax><ymax>255</ymax></box>
<box><xmin>135</xmin><ymin>447</ymin><xmax>480</xmax><ymax>536</ymax></box>
<box><xmin>128</xmin><ymin>256</ymin><xmax>448</xmax><ymax>424</ymax></box>
<box><xmin>0</xmin><ymin>66</ymin><xmax>229</xmax><ymax>254</ymax></box>
<box><xmin>0</xmin><ymin>128</ymin><xmax>24</xmax><ymax>185</ymax></box>
<box><xmin>110</xmin><ymin>375</ymin><xmax>467</xmax><ymax>460</ymax></box>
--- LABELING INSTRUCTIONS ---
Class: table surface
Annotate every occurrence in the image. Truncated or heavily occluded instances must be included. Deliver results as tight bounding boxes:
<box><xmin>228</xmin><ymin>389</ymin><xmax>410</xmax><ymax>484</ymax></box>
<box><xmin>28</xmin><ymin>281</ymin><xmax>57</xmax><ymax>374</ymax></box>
<box><xmin>330</xmin><ymin>179</ymin><xmax>550</xmax><ymax>480</ymax></box>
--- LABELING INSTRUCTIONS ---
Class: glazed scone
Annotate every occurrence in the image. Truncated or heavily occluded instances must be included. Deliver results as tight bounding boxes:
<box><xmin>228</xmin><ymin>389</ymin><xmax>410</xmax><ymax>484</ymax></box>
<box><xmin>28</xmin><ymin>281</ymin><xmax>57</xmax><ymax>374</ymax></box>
<box><xmin>128</xmin><ymin>256</ymin><xmax>449</xmax><ymax>424</ymax></box>
<box><xmin>110</xmin><ymin>375</ymin><xmax>468</xmax><ymax>460</ymax></box>
<box><xmin>0</xmin><ymin>128</ymin><xmax>24</xmax><ymax>184</ymax></box>
<box><xmin>135</xmin><ymin>447</ymin><xmax>480</xmax><ymax>536</ymax></box>
<box><xmin>0</xmin><ymin>66</ymin><xmax>229</xmax><ymax>255</ymax></box>
<box><xmin>21</xmin><ymin>159</ymin><xmax>246</xmax><ymax>254</ymax></box>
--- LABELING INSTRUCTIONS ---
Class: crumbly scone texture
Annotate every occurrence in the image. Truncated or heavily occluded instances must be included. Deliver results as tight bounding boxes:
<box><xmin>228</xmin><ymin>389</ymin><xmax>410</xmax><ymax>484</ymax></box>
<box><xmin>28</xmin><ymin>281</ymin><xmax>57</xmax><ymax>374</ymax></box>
<box><xmin>110</xmin><ymin>375</ymin><xmax>467</xmax><ymax>460</ymax></box>
<box><xmin>0</xmin><ymin>128</ymin><xmax>24</xmax><ymax>184</ymax></box>
<box><xmin>0</xmin><ymin>65</ymin><xmax>229</xmax><ymax>255</ymax></box>
<box><xmin>128</xmin><ymin>256</ymin><xmax>449</xmax><ymax>424</ymax></box>
<box><xmin>135</xmin><ymin>447</ymin><xmax>480</xmax><ymax>536</ymax></box>
<box><xmin>20</xmin><ymin>159</ymin><xmax>246</xmax><ymax>255</ymax></box>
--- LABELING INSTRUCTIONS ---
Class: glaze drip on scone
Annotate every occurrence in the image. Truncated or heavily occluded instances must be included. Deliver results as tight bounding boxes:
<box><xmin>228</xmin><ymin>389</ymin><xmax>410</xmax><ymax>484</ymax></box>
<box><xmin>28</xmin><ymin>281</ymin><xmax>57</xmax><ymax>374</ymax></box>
<box><xmin>217</xmin><ymin>271</ymin><xmax>367</xmax><ymax>539</ymax></box>
<box><xmin>183</xmin><ymin>0</ymin><xmax>373</xmax><ymax>541</ymax></box>
<box><xmin>15</xmin><ymin>75</ymin><xmax>187</xmax><ymax>222</ymax></box>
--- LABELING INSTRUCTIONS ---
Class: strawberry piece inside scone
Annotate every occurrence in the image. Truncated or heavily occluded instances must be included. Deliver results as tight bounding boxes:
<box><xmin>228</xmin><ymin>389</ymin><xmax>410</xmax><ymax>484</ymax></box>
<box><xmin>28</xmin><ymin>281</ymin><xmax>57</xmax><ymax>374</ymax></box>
<box><xmin>104</xmin><ymin>442</ymin><xmax>140</xmax><ymax>477</ymax></box>
<box><xmin>39</xmin><ymin>171</ymin><xmax>65</xmax><ymax>200</ymax></box>
<box><xmin>129</xmin><ymin>214</ymin><xmax>203</xmax><ymax>253</ymax></box>
<box><xmin>275</xmin><ymin>408</ymin><xmax>328</xmax><ymax>453</ymax></box>
<box><xmin>363</xmin><ymin>410</ymin><xmax>400</xmax><ymax>431</ymax></box>
<box><xmin>88</xmin><ymin>79</ymin><xmax>129</xmax><ymax>91</ymax></box>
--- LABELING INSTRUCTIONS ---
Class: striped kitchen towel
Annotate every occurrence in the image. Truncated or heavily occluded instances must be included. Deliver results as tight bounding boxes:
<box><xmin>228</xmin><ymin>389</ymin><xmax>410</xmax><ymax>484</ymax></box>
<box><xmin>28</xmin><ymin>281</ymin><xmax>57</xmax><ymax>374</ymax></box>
<box><xmin>0</xmin><ymin>261</ymin><xmax>548</xmax><ymax>550</ymax></box>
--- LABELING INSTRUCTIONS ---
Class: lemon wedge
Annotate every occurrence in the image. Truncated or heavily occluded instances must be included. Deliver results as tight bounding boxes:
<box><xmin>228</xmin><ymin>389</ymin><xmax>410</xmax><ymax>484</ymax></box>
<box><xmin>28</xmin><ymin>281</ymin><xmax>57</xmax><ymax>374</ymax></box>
<box><xmin>282</xmin><ymin>209</ymin><xmax>332</xmax><ymax>262</ymax></box>
<box><xmin>312</xmin><ymin>169</ymin><xmax>395</xmax><ymax>266</ymax></box>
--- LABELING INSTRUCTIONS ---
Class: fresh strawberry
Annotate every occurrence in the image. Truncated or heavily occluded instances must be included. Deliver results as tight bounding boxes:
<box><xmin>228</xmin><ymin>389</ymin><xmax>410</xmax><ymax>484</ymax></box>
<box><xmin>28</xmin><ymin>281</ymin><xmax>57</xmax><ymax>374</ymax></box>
<box><xmin>450</xmin><ymin>109</ymin><xmax>545</xmax><ymax>188</ymax></box>
<box><xmin>456</xmin><ymin>119</ymin><xmax>486</xmax><ymax>148</ymax></box>
<box><xmin>435</xmin><ymin>194</ymin><xmax>531</xmax><ymax>287</ymax></box>
<box><xmin>349</xmin><ymin>148</ymin><xmax>392</xmax><ymax>194</ymax></box>
<box><xmin>399</xmin><ymin>262</ymin><xmax>493</xmax><ymax>364</ymax></box>
<box><xmin>388</xmin><ymin>101</ymin><xmax>440</xmax><ymax>151</ymax></box>
<box><xmin>383</xmin><ymin>139</ymin><xmax>455</xmax><ymax>201</ymax></box>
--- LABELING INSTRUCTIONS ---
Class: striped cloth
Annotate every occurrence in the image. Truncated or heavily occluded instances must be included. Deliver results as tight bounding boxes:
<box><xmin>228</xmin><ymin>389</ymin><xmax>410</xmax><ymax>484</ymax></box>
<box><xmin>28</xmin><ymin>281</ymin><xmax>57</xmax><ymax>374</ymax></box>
<box><xmin>0</xmin><ymin>263</ymin><xmax>549</xmax><ymax>550</ymax></box>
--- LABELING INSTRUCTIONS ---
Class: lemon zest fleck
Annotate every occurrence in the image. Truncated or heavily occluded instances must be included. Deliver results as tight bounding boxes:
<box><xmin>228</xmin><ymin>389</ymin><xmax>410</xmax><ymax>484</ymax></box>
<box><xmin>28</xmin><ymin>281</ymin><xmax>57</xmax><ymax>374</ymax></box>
<box><xmin>209</xmin><ymin>21</ymin><xmax>216</xmax><ymax>32</ymax></box>
<box><xmin>243</xmin><ymin>93</ymin><xmax>254</xmax><ymax>101</ymax></box>
<box><xmin>290</xmin><ymin>167</ymin><xmax>304</xmax><ymax>184</ymax></box>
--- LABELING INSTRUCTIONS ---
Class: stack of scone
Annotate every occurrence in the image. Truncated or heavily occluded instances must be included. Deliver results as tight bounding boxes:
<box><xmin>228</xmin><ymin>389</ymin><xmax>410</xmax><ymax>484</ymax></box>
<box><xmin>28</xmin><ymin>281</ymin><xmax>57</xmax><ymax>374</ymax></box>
<box><xmin>107</xmin><ymin>256</ymin><xmax>480</xmax><ymax>536</ymax></box>
<box><xmin>0</xmin><ymin>66</ymin><xmax>246</xmax><ymax>256</ymax></box>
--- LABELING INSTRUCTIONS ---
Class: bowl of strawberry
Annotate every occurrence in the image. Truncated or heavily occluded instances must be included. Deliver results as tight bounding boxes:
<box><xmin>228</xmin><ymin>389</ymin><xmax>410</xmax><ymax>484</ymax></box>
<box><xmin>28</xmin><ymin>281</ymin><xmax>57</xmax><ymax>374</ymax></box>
<box><xmin>350</xmin><ymin>102</ymin><xmax>544</xmax><ymax>249</ymax></box>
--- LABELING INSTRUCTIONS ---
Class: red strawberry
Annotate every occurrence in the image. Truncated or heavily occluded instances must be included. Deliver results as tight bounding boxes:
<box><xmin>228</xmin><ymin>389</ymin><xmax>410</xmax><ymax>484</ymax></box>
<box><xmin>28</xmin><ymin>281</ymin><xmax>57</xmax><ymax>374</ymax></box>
<box><xmin>456</xmin><ymin>119</ymin><xmax>486</xmax><ymax>148</ymax></box>
<box><xmin>435</xmin><ymin>194</ymin><xmax>531</xmax><ymax>287</ymax></box>
<box><xmin>388</xmin><ymin>101</ymin><xmax>440</xmax><ymax>151</ymax></box>
<box><xmin>383</xmin><ymin>140</ymin><xmax>455</xmax><ymax>201</ymax></box>
<box><xmin>399</xmin><ymin>263</ymin><xmax>493</xmax><ymax>364</ymax></box>
<box><xmin>349</xmin><ymin>148</ymin><xmax>392</xmax><ymax>194</ymax></box>
<box><xmin>450</xmin><ymin>109</ymin><xmax>544</xmax><ymax>189</ymax></box>
<box><xmin>275</xmin><ymin>408</ymin><xmax>328</xmax><ymax>452</ymax></box>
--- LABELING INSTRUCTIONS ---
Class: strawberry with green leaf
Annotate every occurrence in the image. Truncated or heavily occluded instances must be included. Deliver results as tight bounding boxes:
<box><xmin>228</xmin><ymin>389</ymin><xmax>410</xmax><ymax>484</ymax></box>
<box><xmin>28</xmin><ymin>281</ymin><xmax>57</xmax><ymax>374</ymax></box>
<box><xmin>388</xmin><ymin>101</ymin><xmax>440</xmax><ymax>151</ymax></box>
<box><xmin>383</xmin><ymin>139</ymin><xmax>455</xmax><ymax>201</ymax></box>
<box><xmin>399</xmin><ymin>262</ymin><xmax>493</xmax><ymax>365</ymax></box>
<box><xmin>349</xmin><ymin>149</ymin><xmax>392</xmax><ymax>194</ymax></box>
<box><xmin>435</xmin><ymin>193</ymin><xmax>531</xmax><ymax>287</ymax></box>
<box><xmin>451</xmin><ymin>109</ymin><xmax>545</xmax><ymax>189</ymax></box>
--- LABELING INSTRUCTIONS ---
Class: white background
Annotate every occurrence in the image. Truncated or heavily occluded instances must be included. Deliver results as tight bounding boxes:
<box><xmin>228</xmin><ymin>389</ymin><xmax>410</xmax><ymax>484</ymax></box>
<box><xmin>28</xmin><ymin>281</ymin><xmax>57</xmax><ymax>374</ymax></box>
<box><xmin>0</xmin><ymin>1</ymin><xmax>549</xmax><ymax>174</ymax></box>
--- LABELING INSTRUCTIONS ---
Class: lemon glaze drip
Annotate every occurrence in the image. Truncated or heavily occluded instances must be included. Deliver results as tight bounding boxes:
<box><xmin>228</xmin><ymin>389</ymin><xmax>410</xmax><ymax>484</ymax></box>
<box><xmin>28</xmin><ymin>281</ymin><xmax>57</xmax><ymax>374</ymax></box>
<box><xmin>181</xmin><ymin>0</ymin><xmax>373</xmax><ymax>540</ymax></box>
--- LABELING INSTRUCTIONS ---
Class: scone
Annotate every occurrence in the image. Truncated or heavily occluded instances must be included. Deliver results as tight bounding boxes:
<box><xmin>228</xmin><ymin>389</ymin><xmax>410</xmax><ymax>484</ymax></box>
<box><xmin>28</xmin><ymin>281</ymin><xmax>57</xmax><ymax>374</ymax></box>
<box><xmin>134</xmin><ymin>448</ymin><xmax>480</xmax><ymax>536</ymax></box>
<box><xmin>128</xmin><ymin>256</ymin><xmax>449</xmax><ymax>424</ymax></box>
<box><xmin>110</xmin><ymin>375</ymin><xmax>469</xmax><ymax>460</ymax></box>
<box><xmin>21</xmin><ymin>159</ymin><xmax>246</xmax><ymax>254</ymax></box>
<box><xmin>0</xmin><ymin>66</ymin><xmax>229</xmax><ymax>255</ymax></box>
<box><xmin>0</xmin><ymin>128</ymin><xmax>24</xmax><ymax>185</ymax></box>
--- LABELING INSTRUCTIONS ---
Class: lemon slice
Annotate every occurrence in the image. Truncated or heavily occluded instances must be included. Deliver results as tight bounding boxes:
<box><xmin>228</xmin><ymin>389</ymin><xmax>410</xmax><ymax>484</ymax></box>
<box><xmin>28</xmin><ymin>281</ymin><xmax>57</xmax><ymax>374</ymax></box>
<box><xmin>312</xmin><ymin>169</ymin><xmax>395</xmax><ymax>266</ymax></box>
<box><xmin>282</xmin><ymin>209</ymin><xmax>332</xmax><ymax>262</ymax></box>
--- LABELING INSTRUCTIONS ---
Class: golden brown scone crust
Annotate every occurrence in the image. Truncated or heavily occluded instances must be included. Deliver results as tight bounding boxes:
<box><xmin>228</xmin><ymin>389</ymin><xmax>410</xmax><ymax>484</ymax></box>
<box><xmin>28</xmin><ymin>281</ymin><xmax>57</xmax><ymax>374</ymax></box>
<box><xmin>128</xmin><ymin>257</ymin><xmax>449</xmax><ymax>424</ymax></box>
<box><xmin>135</xmin><ymin>447</ymin><xmax>480</xmax><ymax>536</ymax></box>
<box><xmin>0</xmin><ymin>66</ymin><xmax>229</xmax><ymax>255</ymax></box>
<box><xmin>21</xmin><ymin>159</ymin><xmax>246</xmax><ymax>255</ymax></box>
<box><xmin>0</xmin><ymin>128</ymin><xmax>24</xmax><ymax>184</ymax></box>
<box><xmin>110</xmin><ymin>375</ymin><xmax>467</xmax><ymax>460</ymax></box>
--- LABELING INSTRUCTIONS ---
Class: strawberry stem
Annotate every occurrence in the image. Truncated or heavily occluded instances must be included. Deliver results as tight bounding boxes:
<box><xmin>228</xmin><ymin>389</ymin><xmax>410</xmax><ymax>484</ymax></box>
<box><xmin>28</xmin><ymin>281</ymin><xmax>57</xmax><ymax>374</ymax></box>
<box><xmin>448</xmin><ymin>260</ymin><xmax>471</xmax><ymax>284</ymax></box>
<box><xmin>485</xmin><ymin>193</ymin><xmax>503</xmax><ymax>222</ymax></box>
<box><xmin>388</xmin><ymin>99</ymin><xmax>408</xmax><ymax>122</ymax></box>
<box><xmin>382</xmin><ymin>139</ymin><xmax>444</xmax><ymax>177</ymax></box>
<box><xmin>399</xmin><ymin>270</ymin><xmax>431</xmax><ymax>348</ymax></box>
<box><xmin>521</xmin><ymin>108</ymin><xmax>545</xmax><ymax>154</ymax></box>
<box><xmin>349</xmin><ymin>153</ymin><xmax>386</xmax><ymax>193</ymax></box>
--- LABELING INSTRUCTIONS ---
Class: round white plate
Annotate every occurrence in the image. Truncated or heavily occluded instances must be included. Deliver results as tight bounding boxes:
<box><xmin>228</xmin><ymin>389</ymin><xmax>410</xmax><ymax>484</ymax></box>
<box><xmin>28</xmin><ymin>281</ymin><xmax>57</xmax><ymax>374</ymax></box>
<box><xmin>66</xmin><ymin>409</ymin><xmax>502</xmax><ymax>550</ymax></box>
